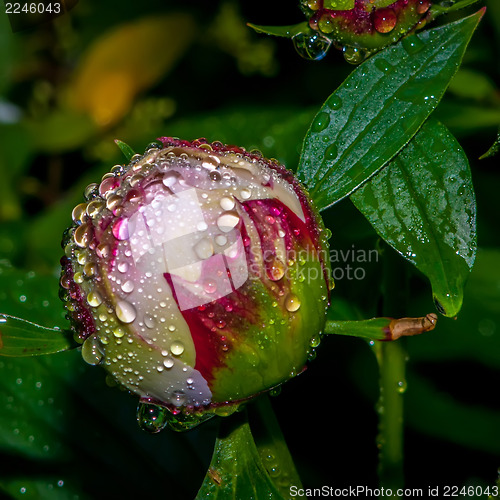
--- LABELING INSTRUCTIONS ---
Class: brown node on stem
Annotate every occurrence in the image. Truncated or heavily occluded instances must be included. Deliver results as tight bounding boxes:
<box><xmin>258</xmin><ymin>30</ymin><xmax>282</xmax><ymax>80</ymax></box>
<box><xmin>385</xmin><ymin>313</ymin><xmax>437</xmax><ymax>341</ymax></box>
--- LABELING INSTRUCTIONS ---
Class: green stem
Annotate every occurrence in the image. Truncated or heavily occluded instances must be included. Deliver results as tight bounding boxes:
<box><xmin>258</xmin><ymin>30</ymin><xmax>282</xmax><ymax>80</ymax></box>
<box><xmin>375</xmin><ymin>247</ymin><xmax>408</xmax><ymax>493</ymax></box>
<box><xmin>374</xmin><ymin>340</ymin><xmax>406</xmax><ymax>493</ymax></box>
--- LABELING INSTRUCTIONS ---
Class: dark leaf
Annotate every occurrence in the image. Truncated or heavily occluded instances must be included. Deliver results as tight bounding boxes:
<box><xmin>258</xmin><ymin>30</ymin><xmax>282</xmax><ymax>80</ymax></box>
<box><xmin>351</xmin><ymin>119</ymin><xmax>476</xmax><ymax>317</ymax></box>
<box><xmin>0</xmin><ymin>314</ymin><xmax>74</xmax><ymax>357</ymax></box>
<box><xmin>196</xmin><ymin>411</ymin><xmax>285</xmax><ymax>500</ymax></box>
<box><xmin>298</xmin><ymin>9</ymin><xmax>484</xmax><ymax>210</ymax></box>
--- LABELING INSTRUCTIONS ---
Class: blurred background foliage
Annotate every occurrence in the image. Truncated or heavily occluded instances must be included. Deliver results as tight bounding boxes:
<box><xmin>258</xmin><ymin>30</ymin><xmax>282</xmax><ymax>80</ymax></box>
<box><xmin>0</xmin><ymin>0</ymin><xmax>498</xmax><ymax>498</ymax></box>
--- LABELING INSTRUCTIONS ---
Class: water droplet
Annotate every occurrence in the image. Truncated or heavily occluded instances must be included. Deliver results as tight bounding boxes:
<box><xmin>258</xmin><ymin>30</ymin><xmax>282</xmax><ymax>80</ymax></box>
<box><xmin>137</xmin><ymin>401</ymin><xmax>169</xmax><ymax>433</ymax></box>
<box><xmin>266</xmin><ymin>257</ymin><xmax>285</xmax><ymax>282</ymax></box>
<box><xmin>312</xmin><ymin>111</ymin><xmax>330</xmax><ymax>133</ymax></box>
<box><xmin>117</xmin><ymin>261</ymin><xmax>128</xmax><ymax>273</ymax></box>
<box><xmin>397</xmin><ymin>380</ymin><xmax>407</xmax><ymax>393</ymax></box>
<box><xmin>375</xmin><ymin>58</ymin><xmax>393</xmax><ymax>74</ymax></box>
<box><xmin>96</xmin><ymin>243</ymin><xmax>110</xmax><ymax>259</ymax></box>
<box><xmin>121</xmin><ymin>280</ymin><xmax>134</xmax><ymax>293</ymax></box>
<box><xmin>163</xmin><ymin>171</ymin><xmax>180</xmax><ymax>187</ymax></box>
<box><xmin>115</xmin><ymin>300</ymin><xmax>137</xmax><ymax>323</ymax></box>
<box><xmin>194</xmin><ymin>237</ymin><xmax>214</xmax><ymax>260</ymax></box>
<box><xmin>72</xmin><ymin>203</ymin><xmax>88</xmax><ymax>223</ymax></box>
<box><xmin>87</xmin><ymin>291</ymin><xmax>102</xmax><ymax>307</ymax></box>
<box><xmin>99</xmin><ymin>176</ymin><xmax>117</xmax><ymax>197</ymax></box>
<box><xmin>310</xmin><ymin>335</ymin><xmax>321</xmax><ymax>348</ymax></box>
<box><xmin>84</xmin><ymin>262</ymin><xmax>96</xmax><ymax>277</ymax></box>
<box><xmin>220</xmin><ymin>197</ymin><xmax>235</xmax><ymax>211</ymax></box>
<box><xmin>170</xmin><ymin>340</ymin><xmax>185</xmax><ymax>356</ymax></box>
<box><xmin>292</xmin><ymin>32</ymin><xmax>332</xmax><ymax>61</ymax></box>
<box><xmin>343</xmin><ymin>46</ymin><xmax>369</xmax><ymax>65</ymax></box>
<box><xmin>416</xmin><ymin>0</ymin><xmax>431</xmax><ymax>14</ymax></box>
<box><xmin>74</xmin><ymin>223</ymin><xmax>91</xmax><ymax>248</ymax></box>
<box><xmin>240</xmin><ymin>188</ymin><xmax>252</xmax><ymax>200</ymax></box>
<box><xmin>209</xmin><ymin>170</ymin><xmax>221</xmax><ymax>182</ymax></box>
<box><xmin>285</xmin><ymin>293</ymin><xmax>301</xmax><ymax>312</ymax></box>
<box><xmin>197</xmin><ymin>221</ymin><xmax>208</xmax><ymax>231</ymax></box>
<box><xmin>217</xmin><ymin>212</ymin><xmax>240</xmax><ymax>232</ymax></box>
<box><xmin>163</xmin><ymin>357</ymin><xmax>175</xmax><ymax>369</ymax></box>
<box><xmin>170</xmin><ymin>390</ymin><xmax>186</xmax><ymax>407</ymax></box>
<box><xmin>402</xmin><ymin>34</ymin><xmax>424</xmax><ymax>55</ymax></box>
<box><xmin>84</xmin><ymin>183</ymin><xmax>99</xmax><ymax>200</ymax></box>
<box><xmin>327</xmin><ymin>94</ymin><xmax>343</xmax><ymax>110</ymax></box>
<box><xmin>144</xmin><ymin>315</ymin><xmax>155</xmax><ymax>328</ymax></box>
<box><xmin>373</xmin><ymin>8</ymin><xmax>397</xmax><ymax>34</ymax></box>
<box><xmin>113</xmin><ymin>327</ymin><xmax>124</xmax><ymax>338</ymax></box>
<box><xmin>112</xmin><ymin>218</ymin><xmax>129</xmax><ymax>240</ymax></box>
<box><xmin>324</xmin><ymin>143</ymin><xmax>338</xmax><ymax>160</ymax></box>
<box><xmin>215</xmin><ymin>234</ymin><xmax>227</xmax><ymax>246</ymax></box>
<box><xmin>81</xmin><ymin>335</ymin><xmax>105</xmax><ymax>365</ymax></box>
<box><xmin>86</xmin><ymin>200</ymin><xmax>105</xmax><ymax>219</ymax></box>
<box><xmin>106</xmin><ymin>194</ymin><xmax>122</xmax><ymax>212</ymax></box>
<box><xmin>203</xmin><ymin>279</ymin><xmax>217</xmax><ymax>294</ymax></box>
<box><xmin>318</xmin><ymin>12</ymin><xmax>334</xmax><ymax>34</ymax></box>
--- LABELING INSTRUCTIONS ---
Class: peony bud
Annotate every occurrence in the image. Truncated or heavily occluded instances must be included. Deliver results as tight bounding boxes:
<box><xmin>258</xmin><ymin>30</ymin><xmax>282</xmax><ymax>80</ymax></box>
<box><xmin>60</xmin><ymin>138</ymin><xmax>332</xmax><ymax>431</ymax></box>
<box><xmin>303</xmin><ymin>0</ymin><xmax>432</xmax><ymax>59</ymax></box>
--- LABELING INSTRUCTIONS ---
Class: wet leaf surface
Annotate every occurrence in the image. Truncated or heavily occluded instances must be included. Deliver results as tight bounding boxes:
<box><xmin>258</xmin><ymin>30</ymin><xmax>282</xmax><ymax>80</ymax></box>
<box><xmin>351</xmin><ymin>119</ymin><xmax>476</xmax><ymax>317</ymax></box>
<box><xmin>298</xmin><ymin>10</ymin><xmax>483</xmax><ymax>210</ymax></box>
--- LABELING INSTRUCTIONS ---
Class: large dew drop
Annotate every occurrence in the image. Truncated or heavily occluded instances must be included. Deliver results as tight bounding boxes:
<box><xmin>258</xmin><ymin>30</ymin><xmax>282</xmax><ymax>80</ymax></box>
<box><xmin>170</xmin><ymin>340</ymin><xmax>185</xmax><ymax>356</ymax></box>
<box><xmin>292</xmin><ymin>32</ymin><xmax>332</xmax><ymax>61</ymax></box>
<box><xmin>373</xmin><ymin>8</ymin><xmax>397</xmax><ymax>34</ymax></box>
<box><xmin>343</xmin><ymin>46</ymin><xmax>369</xmax><ymax>65</ymax></box>
<box><xmin>285</xmin><ymin>293</ymin><xmax>301</xmax><ymax>312</ymax></box>
<box><xmin>81</xmin><ymin>335</ymin><xmax>105</xmax><ymax>365</ymax></box>
<box><xmin>136</xmin><ymin>401</ymin><xmax>169</xmax><ymax>433</ymax></box>
<box><xmin>115</xmin><ymin>300</ymin><xmax>137</xmax><ymax>323</ymax></box>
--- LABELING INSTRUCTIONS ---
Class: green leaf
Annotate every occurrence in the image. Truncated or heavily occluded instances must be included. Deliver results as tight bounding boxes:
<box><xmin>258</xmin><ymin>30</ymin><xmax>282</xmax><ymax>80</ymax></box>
<box><xmin>0</xmin><ymin>477</ymin><xmax>89</xmax><ymax>500</ymax></box>
<box><xmin>26</xmin><ymin>109</ymin><xmax>97</xmax><ymax>154</ymax></box>
<box><xmin>0</xmin><ymin>123</ymin><xmax>34</xmax><ymax>221</ymax></box>
<box><xmin>0</xmin><ymin>350</ymin><xmax>206</xmax><ymax>497</ymax></box>
<box><xmin>246</xmin><ymin>22</ymin><xmax>309</xmax><ymax>39</ymax></box>
<box><xmin>351</xmin><ymin>119</ymin><xmax>476</xmax><ymax>317</ymax></box>
<box><xmin>0</xmin><ymin>264</ymin><xmax>75</xmax><ymax>356</ymax></box>
<box><xmin>248</xmin><ymin>396</ymin><xmax>303</xmax><ymax>497</ymax></box>
<box><xmin>0</xmin><ymin>265</ymin><xmax>67</xmax><ymax>329</ymax></box>
<box><xmin>196</xmin><ymin>411</ymin><xmax>285</xmax><ymax>500</ymax></box>
<box><xmin>480</xmin><ymin>126</ymin><xmax>500</xmax><ymax>159</ymax></box>
<box><xmin>430</xmin><ymin>0</ymin><xmax>483</xmax><ymax>17</ymax></box>
<box><xmin>114</xmin><ymin>139</ymin><xmax>136</xmax><ymax>162</ymax></box>
<box><xmin>0</xmin><ymin>314</ymin><xmax>74</xmax><ymax>357</ymax></box>
<box><xmin>408</xmin><ymin>249</ymin><xmax>500</xmax><ymax>370</ymax></box>
<box><xmin>297</xmin><ymin>9</ymin><xmax>484</xmax><ymax>210</ymax></box>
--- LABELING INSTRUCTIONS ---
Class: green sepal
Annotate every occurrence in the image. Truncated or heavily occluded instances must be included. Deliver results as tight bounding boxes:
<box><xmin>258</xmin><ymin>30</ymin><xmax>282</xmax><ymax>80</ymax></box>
<box><xmin>0</xmin><ymin>314</ymin><xmax>76</xmax><ymax>356</ymax></box>
<box><xmin>430</xmin><ymin>0</ymin><xmax>483</xmax><ymax>18</ymax></box>
<box><xmin>247</xmin><ymin>22</ymin><xmax>309</xmax><ymax>39</ymax></box>
<box><xmin>114</xmin><ymin>139</ymin><xmax>136</xmax><ymax>162</ymax></box>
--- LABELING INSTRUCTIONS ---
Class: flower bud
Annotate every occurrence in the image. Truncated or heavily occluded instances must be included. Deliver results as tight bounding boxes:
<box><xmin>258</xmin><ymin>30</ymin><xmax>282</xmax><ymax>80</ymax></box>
<box><xmin>301</xmin><ymin>0</ymin><xmax>432</xmax><ymax>61</ymax></box>
<box><xmin>60</xmin><ymin>138</ymin><xmax>332</xmax><ymax>431</ymax></box>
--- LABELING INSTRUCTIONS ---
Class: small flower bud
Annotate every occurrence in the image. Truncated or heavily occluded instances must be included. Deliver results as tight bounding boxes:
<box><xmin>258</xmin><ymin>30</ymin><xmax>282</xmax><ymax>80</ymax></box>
<box><xmin>302</xmin><ymin>0</ymin><xmax>433</xmax><ymax>60</ymax></box>
<box><xmin>60</xmin><ymin>138</ymin><xmax>332</xmax><ymax>430</ymax></box>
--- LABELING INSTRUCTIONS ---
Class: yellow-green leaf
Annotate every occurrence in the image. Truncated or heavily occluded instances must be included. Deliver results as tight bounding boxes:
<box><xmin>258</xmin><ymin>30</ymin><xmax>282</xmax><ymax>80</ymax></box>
<box><xmin>66</xmin><ymin>14</ymin><xmax>195</xmax><ymax>127</ymax></box>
